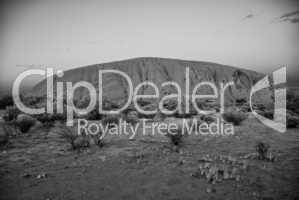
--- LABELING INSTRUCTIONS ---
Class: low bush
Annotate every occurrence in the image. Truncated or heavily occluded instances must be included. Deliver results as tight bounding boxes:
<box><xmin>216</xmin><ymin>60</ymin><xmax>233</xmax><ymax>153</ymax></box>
<box><xmin>35</xmin><ymin>114</ymin><xmax>55</xmax><ymax>128</ymax></box>
<box><xmin>16</xmin><ymin>120</ymin><xmax>35</xmax><ymax>133</ymax></box>
<box><xmin>222</xmin><ymin>111</ymin><xmax>247</xmax><ymax>125</ymax></box>
<box><xmin>0</xmin><ymin>123</ymin><xmax>9</xmax><ymax>146</ymax></box>
<box><xmin>36</xmin><ymin>113</ymin><xmax>66</xmax><ymax>128</ymax></box>
<box><xmin>163</xmin><ymin>118</ymin><xmax>185</xmax><ymax>147</ymax></box>
<box><xmin>59</xmin><ymin>126</ymin><xmax>89</xmax><ymax>150</ymax></box>
<box><xmin>102</xmin><ymin>115</ymin><xmax>120</xmax><ymax>128</ymax></box>
<box><xmin>124</xmin><ymin>111</ymin><xmax>139</xmax><ymax>125</ymax></box>
<box><xmin>15</xmin><ymin>115</ymin><xmax>36</xmax><ymax>133</ymax></box>
<box><xmin>239</xmin><ymin>103</ymin><xmax>251</xmax><ymax>112</ymax></box>
<box><xmin>72</xmin><ymin>136</ymin><xmax>90</xmax><ymax>149</ymax></box>
<box><xmin>287</xmin><ymin>90</ymin><xmax>299</xmax><ymax>115</ymax></box>
<box><xmin>199</xmin><ymin>115</ymin><xmax>215</xmax><ymax>124</ymax></box>
<box><xmin>3</xmin><ymin>106</ymin><xmax>20</xmax><ymax>122</ymax></box>
<box><xmin>138</xmin><ymin>112</ymin><xmax>156</xmax><ymax>119</ymax></box>
<box><xmin>137</xmin><ymin>103</ymin><xmax>157</xmax><ymax>119</ymax></box>
<box><xmin>166</xmin><ymin>132</ymin><xmax>183</xmax><ymax>147</ymax></box>
<box><xmin>0</xmin><ymin>95</ymin><xmax>14</xmax><ymax>110</ymax></box>
<box><xmin>51</xmin><ymin>113</ymin><xmax>67</xmax><ymax>122</ymax></box>
<box><xmin>173</xmin><ymin>111</ymin><xmax>197</xmax><ymax>118</ymax></box>
<box><xmin>255</xmin><ymin>142</ymin><xmax>270</xmax><ymax>160</ymax></box>
<box><xmin>89</xmin><ymin>134</ymin><xmax>104</xmax><ymax>147</ymax></box>
<box><xmin>86</xmin><ymin>109</ymin><xmax>103</xmax><ymax>120</ymax></box>
<box><xmin>22</xmin><ymin>96</ymin><xmax>44</xmax><ymax>108</ymax></box>
<box><xmin>260</xmin><ymin>110</ymin><xmax>274</xmax><ymax>119</ymax></box>
<box><xmin>236</xmin><ymin>98</ymin><xmax>247</xmax><ymax>105</ymax></box>
<box><xmin>287</xmin><ymin>112</ymin><xmax>299</xmax><ymax>128</ymax></box>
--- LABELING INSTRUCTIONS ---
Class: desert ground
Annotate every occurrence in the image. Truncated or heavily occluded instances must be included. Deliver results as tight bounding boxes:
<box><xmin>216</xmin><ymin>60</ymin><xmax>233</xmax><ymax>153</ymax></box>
<box><xmin>0</xmin><ymin>114</ymin><xmax>299</xmax><ymax>200</ymax></box>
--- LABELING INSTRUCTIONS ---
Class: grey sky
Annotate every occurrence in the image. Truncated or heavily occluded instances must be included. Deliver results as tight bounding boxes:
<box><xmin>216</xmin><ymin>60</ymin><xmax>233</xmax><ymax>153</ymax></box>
<box><xmin>1</xmin><ymin>0</ymin><xmax>299</xmax><ymax>95</ymax></box>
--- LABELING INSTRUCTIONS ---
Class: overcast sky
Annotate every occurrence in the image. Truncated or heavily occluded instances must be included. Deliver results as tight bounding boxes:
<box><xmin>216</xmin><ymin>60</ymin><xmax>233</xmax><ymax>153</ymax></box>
<box><xmin>1</xmin><ymin>0</ymin><xmax>299</xmax><ymax>95</ymax></box>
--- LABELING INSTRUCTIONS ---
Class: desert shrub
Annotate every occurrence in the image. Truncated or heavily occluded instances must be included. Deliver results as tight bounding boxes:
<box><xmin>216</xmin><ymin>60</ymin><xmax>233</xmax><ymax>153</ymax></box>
<box><xmin>255</xmin><ymin>142</ymin><xmax>270</xmax><ymax>160</ymax></box>
<box><xmin>51</xmin><ymin>113</ymin><xmax>67</xmax><ymax>122</ymax></box>
<box><xmin>102</xmin><ymin>99</ymin><xmax>119</xmax><ymax>111</ymax></box>
<box><xmin>199</xmin><ymin>115</ymin><xmax>215</xmax><ymax>124</ymax></box>
<box><xmin>152</xmin><ymin>112</ymin><xmax>166</xmax><ymax>122</ymax></box>
<box><xmin>136</xmin><ymin>99</ymin><xmax>152</xmax><ymax>107</ymax></box>
<box><xmin>254</xmin><ymin>103</ymin><xmax>266</xmax><ymax>112</ymax></box>
<box><xmin>72</xmin><ymin>136</ymin><xmax>90</xmax><ymax>149</ymax></box>
<box><xmin>124</xmin><ymin>111</ymin><xmax>139</xmax><ymax>125</ymax></box>
<box><xmin>236</xmin><ymin>98</ymin><xmax>247</xmax><ymax>105</ymax></box>
<box><xmin>76</xmin><ymin>122</ymin><xmax>104</xmax><ymax>148</ymax></box>
<box><xmin>0</xmin><ymin>123</ymin><xmax>9</xmax><ymax>146</ymax></box>
<box><xmin>2</xmin><ymin>122</ymin><xmax>20</xmax><ymax>137</ymax></box>
<box><xmin>175</xmin><ymin>113</ymin><xmax>195</xmax><ymax>118</ymax></box>
<box><xmin>59</xmin><ymin>126</ymin><xmax>90</xmax><ymax>150</ymax></box>
<box><xmin>89</xmin><ymin>134</ymin><xmax>104</xmax><ymax>147</ymax></box>
<box><xmin>240</xmin><ymin>103</ymin><xmax>251</xmax><ymax>112</ymax></box>
<box><xmin>3</xmin><ymin>106</ymin><xmax>21</xmax><ymax>121</ymax></box>
<box><xmin>22</xmin><ymin>96</ymin><xmax>44</xmax><ymax>107</ymax></box>
<box><xmin>287</xmin><ymin>112</ymin><xmax>299</xmax><ymax>128</ymax></box>
<box><xmin>138</xmin><ymin>112</ymin><xmax>156</xmax><ymax>119</ymax></box>
<box><xmin>36</xmin><ymin>113</ymin><xmax>55</xmax><ymax>128</ymax></box>
<box><xmin>161</xmin><ymin>99</ymin><xmax>178</xmax><ymax>111</ymax></box>
<box><xmin>15</xmin><ymin>115</ymin><xmax>36</xmax><ymax>133</ymax></box>
<box><xmin>166</xmin><ymin>132</ymin><xmax>183</xmax><ymax>146</ymax></box>
<box><xmin>122</xmin><ymin>105</ymin><xmax>136</xmax><ymax>115</ymax></box>
<box><xmin>86</xmin><ymin>109</ymin><xmax>103</xmax><ymax>120</ymax></box>
<box><xmin>0</xmin><ymin>95</ymin><xmax>14</xmax><ymax>109</ymax></box>
<box><xmin>102</xmin><ymin>115</ymin><xmax>120</xmax><ymax>128</ymax></box>
<box><xmin>36</xmin><ymin>113</ymin><xmax>66</xmax><ymax>128</ymax></box>
<box><xmin>60</xmin><ymin>126</ymin><xmax>77</xmax><ymax>145</ymax></box>
<box><xmin>260</xmin><ymin>110</ymin><xmax>274</xmax><ymax>119</ymax></box>
<box><xmin>173</xmin><ymin>110</ymin><xmax>197</xmax><ymax>118</ymax></box>
<box><xmin>96</xmin><ymin>138</ymin><xmax>104</xmax><ymax>147</ymax></box>
<box><xmin>16</xmin><ymin>120</ymin><xmax>35</xmax><ymax>133</ymax></box>
<box><xmin>257</xmin><ymin>110</ymin><xmax>299</xmax><ymax>128</ymax></box>
<box><xmin>75</xmin><ymin>96</ymin><xmax>91</xmax><ymax>109</ymax></box>
<box><xmin>163</xmin><ymin>117</ymin><xmax>189</xmax><ymax>147</ymax></box>
<box><xmin>287</xmin><ymin>90</ymin><xmax>299</xmax><ymax>115</ymax></box>
<box><xmin>222</xmin><ymin>111</ymin><xmax>247</xmax><ymax>125</ymax></box>
<box><xmin>136</xmin><ymin>103</ymin><xmax>158</xmax><ymax>119</ymax></box>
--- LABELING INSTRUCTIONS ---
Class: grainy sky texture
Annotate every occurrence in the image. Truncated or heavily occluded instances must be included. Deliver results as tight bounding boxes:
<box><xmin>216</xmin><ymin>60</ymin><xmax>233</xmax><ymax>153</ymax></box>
<box><xmin>0</xmin><ymin>0</ymin><xmax>299</xmax><ymax>94</ymax></box>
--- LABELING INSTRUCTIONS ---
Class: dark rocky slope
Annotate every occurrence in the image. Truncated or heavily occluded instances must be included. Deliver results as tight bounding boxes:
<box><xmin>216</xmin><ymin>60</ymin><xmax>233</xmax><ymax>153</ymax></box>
<box><xmin>31</xmin><ymin>57</ymin><xmax>271</xmax><ymax>108</ymax></box>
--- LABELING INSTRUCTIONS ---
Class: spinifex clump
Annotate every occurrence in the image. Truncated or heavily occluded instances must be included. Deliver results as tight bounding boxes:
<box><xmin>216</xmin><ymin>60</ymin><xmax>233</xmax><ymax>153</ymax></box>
<box><xmin>255</xmin><ymin>142</ymin><xmax>270</xmax><ymax>160</ymax></box>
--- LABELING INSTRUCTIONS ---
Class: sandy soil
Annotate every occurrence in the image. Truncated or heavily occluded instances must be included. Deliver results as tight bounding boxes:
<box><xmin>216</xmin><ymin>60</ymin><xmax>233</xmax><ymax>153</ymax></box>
<box><xmin>0</xmin><ymin>118</ymin><xmax>299</xmax><ymax>200</ymax></box>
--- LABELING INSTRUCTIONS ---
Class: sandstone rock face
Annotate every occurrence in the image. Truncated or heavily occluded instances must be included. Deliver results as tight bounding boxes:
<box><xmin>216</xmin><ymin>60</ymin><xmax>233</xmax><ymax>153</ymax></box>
<box><xmin>31</xmin><ymin>57</ymin><xmax>272</xmax><ymax>109</ymax></box>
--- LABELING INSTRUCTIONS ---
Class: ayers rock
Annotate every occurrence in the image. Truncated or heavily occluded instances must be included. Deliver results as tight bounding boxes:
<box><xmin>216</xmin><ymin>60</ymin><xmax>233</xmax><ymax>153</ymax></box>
<box><xmin>31</xmin><ymin>57</ymin><xmax>271</xmax><ymax>108</ymax></box>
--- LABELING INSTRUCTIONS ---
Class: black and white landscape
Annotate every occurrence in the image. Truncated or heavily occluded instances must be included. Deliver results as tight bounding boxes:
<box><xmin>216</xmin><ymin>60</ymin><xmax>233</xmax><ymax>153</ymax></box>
<box><xmin>0</xmin><ymin>1</ymin><xmax>299</xmax><ymax>200</ymax></box>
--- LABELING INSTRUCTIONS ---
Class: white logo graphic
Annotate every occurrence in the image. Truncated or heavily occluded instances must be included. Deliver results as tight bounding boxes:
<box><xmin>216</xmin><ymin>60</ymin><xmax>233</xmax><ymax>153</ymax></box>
<box><xmin>249</xmin><ymin>67</ymin><xmax>286</xmax><ymax>133</ymax></box>
<box><xmin>12</xmin><ymin>66</ymin><xmax>287</xmax><ymax>133</ymax></box>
